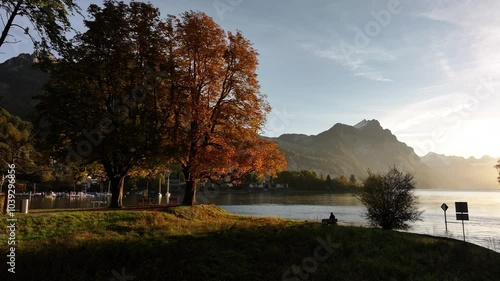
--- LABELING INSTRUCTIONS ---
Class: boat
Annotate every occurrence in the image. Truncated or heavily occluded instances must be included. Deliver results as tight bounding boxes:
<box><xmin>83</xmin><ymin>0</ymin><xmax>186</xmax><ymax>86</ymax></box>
<box><xmin>66</xmin><ymin>191</ymin><xmax>87</xmax><ymax>198</ymax></box>
<box><xmin>55</xmin><ymin>192</ymin><xmax>66</xmax><ymax>198</ymax></box>
<box><xmin>84</xmin><ymin>192</ymin><xmax>96</xmax><ymax>198</ymax></box>
<box><xmin>95</xmin><ymin>192</ymin><xmax>112</xmax><ymax>197</ymax></box>
<box><xmin>44</xmin><ymin>192</ymin><xmax>56</xmax><ymax>198</ymax></box>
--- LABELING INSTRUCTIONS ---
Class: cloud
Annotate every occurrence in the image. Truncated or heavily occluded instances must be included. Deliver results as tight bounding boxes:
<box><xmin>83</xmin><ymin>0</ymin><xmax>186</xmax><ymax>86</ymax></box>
<box><xmin>375</xmin><ymin>0</ymin><xmax>500</xmax><ymax>157</ymax></box>
<box><xmin>301</xmin><ymin>40</ymin><xmax>395</xmax><ymax>82</ymax></box>
<box><xmin>382</xmin><ymin>93</ymin><xmax>461</xmax><ymax>133</ymax></box>
<box><xmin>381</xmin><ymin>81</ymin><xmax>500</xmax><ymax>157</ymax></box>
<box><xmin>416</xmin><ymin>0</ymin><xmax>500</xmax><ymax>80</ymax></box>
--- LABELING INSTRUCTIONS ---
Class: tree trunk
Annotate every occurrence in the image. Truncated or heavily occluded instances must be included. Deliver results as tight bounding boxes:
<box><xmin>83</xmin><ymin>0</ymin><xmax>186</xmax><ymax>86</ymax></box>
<box><xmin>182</xmin><ymin>168</ymin><xmax>197</xmax><ymax>205</ymax></box>
<box><xmin>108</xmin><ymin>176</ymin><xmax>125</xmax><ymax>208</ymax></box>
<box><xmin>0</xmin><ymin>175</ymin><xmax>5</xmax><ymax>194</ymax></box>
<box><xmin>182</xmin><ymin>178</ymin><xmax>197</xmax><ymax>206</ymax></box>
<box><xmin>1</xmin><ymin>193</ymin><xmax>6</xmax><ymax>214</ymax></box>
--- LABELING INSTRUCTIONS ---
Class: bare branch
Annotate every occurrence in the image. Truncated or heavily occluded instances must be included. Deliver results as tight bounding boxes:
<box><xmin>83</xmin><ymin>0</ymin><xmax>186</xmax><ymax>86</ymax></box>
<box><xmin>0</xmin><ymin>0</ymin><xmax>22</xmax><ymax>48</ymax></box>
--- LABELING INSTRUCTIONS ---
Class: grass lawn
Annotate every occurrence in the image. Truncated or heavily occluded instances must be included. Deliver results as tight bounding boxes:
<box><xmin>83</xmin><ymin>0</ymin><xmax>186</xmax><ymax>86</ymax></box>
<box><xmin>1</xmin><ymin>205</ymin><xmax>499</xmax><ymax>281</ymax></box>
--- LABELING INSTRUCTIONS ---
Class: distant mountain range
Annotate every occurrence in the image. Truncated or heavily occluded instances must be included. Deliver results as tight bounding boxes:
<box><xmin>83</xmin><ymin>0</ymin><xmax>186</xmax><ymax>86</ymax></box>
<box><xmin>267</xmin><ymin>119</ymin><xmax>500</xmax><ymax>189</ymax></box>
<box><xmin>420</xmin><ymin>152</ymin><xmax>499</xmax><ymax>189</ymax></box>
<box><xmin>2</xmin><ymin>54</ymin><xmax>499</xmax><ymax>189</ymax></box>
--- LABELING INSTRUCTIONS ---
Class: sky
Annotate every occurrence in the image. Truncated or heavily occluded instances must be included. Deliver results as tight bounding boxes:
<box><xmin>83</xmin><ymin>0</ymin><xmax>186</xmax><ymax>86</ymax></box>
<box><xmin>2</xmin><ymin>0</ymin><xmax>500</xmax><ymax>158</ymax></box>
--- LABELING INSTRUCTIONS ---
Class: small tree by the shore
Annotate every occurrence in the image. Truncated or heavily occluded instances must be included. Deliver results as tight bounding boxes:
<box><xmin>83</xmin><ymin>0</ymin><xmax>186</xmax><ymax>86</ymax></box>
<box><xmin>357</xmin><ymin>167</ymin><xmax>422</xmax><ymax>230</ymax></box>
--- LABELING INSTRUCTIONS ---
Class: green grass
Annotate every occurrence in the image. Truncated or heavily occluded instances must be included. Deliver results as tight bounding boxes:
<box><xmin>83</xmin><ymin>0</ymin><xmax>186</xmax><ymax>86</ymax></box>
<box><xmin>1</xmin><ymin>205</ymin><xmax>499</xmax><ymax>281</ymax></box>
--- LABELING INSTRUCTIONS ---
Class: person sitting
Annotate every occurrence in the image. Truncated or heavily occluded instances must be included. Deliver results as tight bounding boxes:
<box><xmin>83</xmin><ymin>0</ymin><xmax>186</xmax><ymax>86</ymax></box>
<box><xmin>329</xmin><ymin>212</ymin><xmax>336</xmax><ymax>220</ymax></box>
<box><xmin>322</xmin><ymin>212</ymin><xmax>338</xmax><ymax>225</ymax></box>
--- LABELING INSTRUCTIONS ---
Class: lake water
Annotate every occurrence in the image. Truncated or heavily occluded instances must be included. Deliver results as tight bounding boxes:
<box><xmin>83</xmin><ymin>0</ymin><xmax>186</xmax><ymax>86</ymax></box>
<box><xmin>213</xmin><ymin>190</ymin><xmax>500</xmax><ymax>253</ymax></box>
<box><xmin>23</xmin><ymin>189</ymin><xmax>500</xmax><ymax>252</ymax></box>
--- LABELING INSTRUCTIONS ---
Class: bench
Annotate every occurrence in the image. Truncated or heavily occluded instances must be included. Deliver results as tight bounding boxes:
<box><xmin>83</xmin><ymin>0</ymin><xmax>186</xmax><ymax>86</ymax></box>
<box><xmin>137</xmin><ymin>198</ymin><xmax>153</xmax><ymax>206</ymax></box>
<box><xmin>322</xmin><ymin>218</ymin><xmax>338</xmax><ymax>225</ymax></box>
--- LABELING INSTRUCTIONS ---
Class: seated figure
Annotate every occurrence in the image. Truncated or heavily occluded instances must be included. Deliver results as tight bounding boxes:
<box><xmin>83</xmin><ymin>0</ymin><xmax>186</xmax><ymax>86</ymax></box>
<box><xmin>329</xmin><ymin>212</ymin><xmax>336</xmax><ymax>220</ymax></box>
<box><xmin>322</xmin><ymin>212</ymin><xmax>338</xmax><ymax>225</ymax></box>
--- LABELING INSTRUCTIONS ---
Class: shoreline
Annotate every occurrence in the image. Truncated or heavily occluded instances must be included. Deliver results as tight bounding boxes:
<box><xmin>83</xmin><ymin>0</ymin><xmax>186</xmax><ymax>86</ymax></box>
<box><xmin>1</xmin><ymin>205</ymin><xmax>499</xmax><ymax>280</ymax></box>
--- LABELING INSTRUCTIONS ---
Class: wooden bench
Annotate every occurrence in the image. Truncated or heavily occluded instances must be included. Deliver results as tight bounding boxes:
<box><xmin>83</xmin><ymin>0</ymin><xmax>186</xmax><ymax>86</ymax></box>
<box><xmin>137</xmin><ymin>198</ymin><xmax>153</xmax><ymax>206</ymax></box>
<box><xmin>322</xmin><ymin>218</ymin><xmax>338</xmax><ymax>225</ymax></box>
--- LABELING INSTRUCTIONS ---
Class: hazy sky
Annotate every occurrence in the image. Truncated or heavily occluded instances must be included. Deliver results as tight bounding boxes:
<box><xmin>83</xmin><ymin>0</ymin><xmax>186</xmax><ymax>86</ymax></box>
<box><xmin>2</xmin><ymin>0</ymin><xmax>500</xmax><ymax>158</ymax></box>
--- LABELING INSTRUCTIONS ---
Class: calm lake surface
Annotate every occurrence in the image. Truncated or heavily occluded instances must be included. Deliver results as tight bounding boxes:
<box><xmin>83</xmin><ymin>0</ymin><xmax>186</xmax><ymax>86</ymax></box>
<box><xmin>214</xmin><ymin>190</ymin><xmax>500</xmax><ymax>252</ymax></box>
<box><xmin>25</xmin><ymin>189</ymin><xmax>500</xmax><ymax>252</ymax></box>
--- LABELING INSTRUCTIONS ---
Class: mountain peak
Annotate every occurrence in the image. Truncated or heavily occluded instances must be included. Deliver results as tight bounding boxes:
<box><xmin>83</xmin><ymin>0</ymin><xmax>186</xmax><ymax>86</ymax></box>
<box><xmin>3</xmin><ymin>53</ymin><xmax>33</xmax><ymax>62</ymax></box>
<box><xmin>354</xmin><ymin>119</ymin><xmax>381</xmax><ymax>130</ymax></box>
<box><xmin>1</xmin><ymin>53</ymin><xmax>36</xmax><ymax>71</ymax></box>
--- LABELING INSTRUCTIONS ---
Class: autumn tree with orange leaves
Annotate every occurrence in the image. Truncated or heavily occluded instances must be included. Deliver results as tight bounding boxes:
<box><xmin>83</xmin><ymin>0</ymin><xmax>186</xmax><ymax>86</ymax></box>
<box><xmin>166</xmin><ymin>12</ymin><xmax>286</xmax><ymax>205</ymax></box>
<box><xmin>34</xmin><ymin>1</ymin><xmax>286</xmax><ymax>207</ymax></box>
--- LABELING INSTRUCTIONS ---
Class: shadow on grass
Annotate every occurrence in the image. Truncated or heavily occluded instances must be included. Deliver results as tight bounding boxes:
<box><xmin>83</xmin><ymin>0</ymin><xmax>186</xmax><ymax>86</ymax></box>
<box><xmin>1</xmin><ymin>208</ymin><xmax>500</xmax><ymax>281</ymax></box>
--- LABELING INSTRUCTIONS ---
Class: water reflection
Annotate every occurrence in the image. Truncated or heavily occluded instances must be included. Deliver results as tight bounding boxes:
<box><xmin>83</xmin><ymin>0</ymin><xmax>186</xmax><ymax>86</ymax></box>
<box><xmin>23</xmin><ymin>190</ymin><xmax>362</xmax><ymax>209</ymax></box>
<box><xmin>203</xmin><ymin>191</ymin><xmax>362</xmax><ymax>206</ymax></box>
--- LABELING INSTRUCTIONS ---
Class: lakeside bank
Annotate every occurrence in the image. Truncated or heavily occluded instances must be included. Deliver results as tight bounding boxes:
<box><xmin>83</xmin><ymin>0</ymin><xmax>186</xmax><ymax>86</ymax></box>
<box><xmin>1</xmin><ymin>205</ymin><xmax>499</xmax><ymax>281</ymax></box>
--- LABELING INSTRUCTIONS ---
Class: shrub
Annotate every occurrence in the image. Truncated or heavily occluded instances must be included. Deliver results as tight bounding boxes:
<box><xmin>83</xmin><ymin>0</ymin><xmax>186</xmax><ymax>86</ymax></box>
<box><xmin>357</xmin><ymin>167</ymin><xmax>422</xmax><ymax>230</ymax></box>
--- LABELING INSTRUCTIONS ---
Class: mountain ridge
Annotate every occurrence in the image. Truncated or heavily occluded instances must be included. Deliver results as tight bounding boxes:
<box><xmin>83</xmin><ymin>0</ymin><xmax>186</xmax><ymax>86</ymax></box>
<box><xmin>1</xmin><ymin>53</ymin><xmax>499</xmax><ymax>189</ymax></box>
<box><xmin>270</xmin><ymin>119</ymin><xmax>499</xmax><ymax>189</ymax></box>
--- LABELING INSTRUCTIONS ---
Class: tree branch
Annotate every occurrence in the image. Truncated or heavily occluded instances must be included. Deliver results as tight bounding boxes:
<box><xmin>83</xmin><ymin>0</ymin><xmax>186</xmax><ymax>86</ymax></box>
<box><xmin>0</xmin><ymin>1</ymin><xmax>22</xmax><ymax>49</ymax></box>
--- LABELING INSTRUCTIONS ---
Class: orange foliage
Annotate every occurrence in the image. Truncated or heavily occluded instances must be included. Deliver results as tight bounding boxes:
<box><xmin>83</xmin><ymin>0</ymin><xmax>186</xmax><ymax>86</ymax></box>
<box><xmin>164</xmin><ymin>12</ymin><xmax>287</xmax><ymax>204</ymax></box>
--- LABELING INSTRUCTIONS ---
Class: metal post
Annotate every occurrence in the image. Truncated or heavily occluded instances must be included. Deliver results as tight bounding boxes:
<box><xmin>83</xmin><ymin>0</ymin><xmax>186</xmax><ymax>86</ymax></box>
<box><xmin>462</xmin><ymin>220</ymin><xmax>466</xmax><ymax>242</ymax></box>
<box><xmin>441</xmin><ymin>203</ymin><xmax>449</xmax><ymax>232</ymax></box>
<box><xmin>444</xmin><ymin>210</ymin><xmax>448</xmax><ymax>232</ymax></box>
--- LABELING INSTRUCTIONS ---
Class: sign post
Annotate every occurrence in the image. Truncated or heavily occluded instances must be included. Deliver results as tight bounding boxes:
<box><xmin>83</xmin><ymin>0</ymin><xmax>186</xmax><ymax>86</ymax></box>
<box><xmin>455</xmin><ymin>202</ymin><xmax>469</xmax><ymax>242</ymax></box>
<box><xmin>441</xmin><ymin>203</ymin><xmax>448</xmax><ymax>232</ymax></box>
